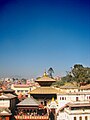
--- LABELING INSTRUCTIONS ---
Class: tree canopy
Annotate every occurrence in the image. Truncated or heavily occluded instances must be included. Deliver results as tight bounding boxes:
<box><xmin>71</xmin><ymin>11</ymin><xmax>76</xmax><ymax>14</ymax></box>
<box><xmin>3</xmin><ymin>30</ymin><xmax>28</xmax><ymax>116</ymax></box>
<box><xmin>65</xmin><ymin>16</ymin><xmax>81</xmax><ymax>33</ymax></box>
<box><xmin>48</xmin><ymin>67</ymin><xmax>54</xmax><ymax>78</ymax></box>
<box><xmin>53</xmin><ymin>64</ymin><xmax>90</xmax><ymax>87</ymax></box>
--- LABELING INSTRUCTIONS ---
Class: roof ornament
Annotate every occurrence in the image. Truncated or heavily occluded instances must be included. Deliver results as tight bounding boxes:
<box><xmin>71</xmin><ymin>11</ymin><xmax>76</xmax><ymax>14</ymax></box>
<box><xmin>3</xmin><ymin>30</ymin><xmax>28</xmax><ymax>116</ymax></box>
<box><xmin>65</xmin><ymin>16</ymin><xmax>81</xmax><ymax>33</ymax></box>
<box><xmin>43</xmin><ymin>69</ymin><xmax>47</xmax><ymax>77</ymax></box>
<box><xmin>52</xmin><ymin>97</ymin><xmax>54</xmax><ymax>101</ymax></box>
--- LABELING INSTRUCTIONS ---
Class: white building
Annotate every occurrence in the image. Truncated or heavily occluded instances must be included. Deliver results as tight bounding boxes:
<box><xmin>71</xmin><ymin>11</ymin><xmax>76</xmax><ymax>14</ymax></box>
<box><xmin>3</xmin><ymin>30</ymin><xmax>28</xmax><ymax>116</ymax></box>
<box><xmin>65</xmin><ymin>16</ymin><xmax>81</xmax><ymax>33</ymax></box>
<box><xmin>57</xmin><ymin>91</ymin><xmax>90</xmax><ymax>120</ymax></box>
<box><xmin>64</xmin><ymin>102</ymin><xmax>90</xmax><ymax>120</ymax></box>
<box><xmin>59</xmin><ymin>86</ymin><xmax>79</xmax><ymax>93</ymax></box>
<box><xmin>57</xmin><ymin>92</ymin><xmax>90</xmax><ymax>108</ymax></box>
<box><xmin>11</xmin><ymin>84</ymin><xmax>36</xmax><ymax>97</ymax></box>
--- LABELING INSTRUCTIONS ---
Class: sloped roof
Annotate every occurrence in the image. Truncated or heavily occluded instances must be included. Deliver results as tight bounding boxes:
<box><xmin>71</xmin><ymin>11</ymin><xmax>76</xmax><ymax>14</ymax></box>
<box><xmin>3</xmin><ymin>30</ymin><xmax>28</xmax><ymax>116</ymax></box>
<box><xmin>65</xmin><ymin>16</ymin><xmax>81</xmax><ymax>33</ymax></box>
<box><xmin>80</xmin><ymin>84</ymin><xmax>90</xmax><ymax>89</ymax></box>
<box><xmin>35</xmin><ymin>76</ymin><xmax>56</xmax><ymax>82</ymax></box>
<box><xmin>3</xmin><ymin>88</ymin><xmax>15</xmax><ymax>92</ymax></box>
<box><xmin>17</xmin><ymin>97</ymin><xmax>40</xmax><ymax>106</ymax></box>
<box><xmin>13</xmin><ymin>84</ymin><xmax>30</xmax><ymax>88</ymax></box>
<box><xmin>0</xmin><ymin>108</ymin><xmax>12</xmax><ymax>116</ymax></box>
<box><xmin>0</xmin><ymin>93</ymin><xmax>16</xmax><ymax>99</ymax></box>
<box><xmin>57</xmin><ymin>103</ymin><xmax>69</xmax><ymax>113</ymax></box>
<box><xmin>60</xmin><ymin>86</ymin><xmax>78</xmax><ymax>89</ymax></box>
<box><xmin>67</xmin><ymin>102</ymin><xmax>90</xmax><ymax>107</ymax></box>
<box><xmin>60</xmin><ymin>83</ymin><xmax>78</xmax><ymax>89</ymax></box>
<box><xmin>30</xmin><ymin>87</ymin><xmax>59</xmax><ymax>94</ymax></box>
<box><xmin>5</xmin><ymin>93</ymin><xmax>16</xmax><ymax>98</ymax></box>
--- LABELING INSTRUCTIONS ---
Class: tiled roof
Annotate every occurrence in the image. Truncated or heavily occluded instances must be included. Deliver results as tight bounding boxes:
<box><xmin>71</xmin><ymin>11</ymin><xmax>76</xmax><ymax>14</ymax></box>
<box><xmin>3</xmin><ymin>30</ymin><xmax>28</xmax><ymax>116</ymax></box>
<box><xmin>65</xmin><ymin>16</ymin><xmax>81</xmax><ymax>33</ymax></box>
<box><xmin>5</xmin><ymin>93</ymin><xmax>16</xmax><ymax>98</ymax></box>
<box><xmin>58</xmin><ymin>91</ymin><xmax>90</xmax><ymax>95</ymax></box>
<box><xmin>30</xmin><ymin>87</ymin><xmax>59</xmax><ymax>94</ymax></box>
<box><xmin>17</xmin><ymin>97</ymin><xmax>40</xmax><ymax>106</ymax></box>
<box><xmin>3</xmin><ymin>88</ymin><xmax>15</xmax><ymax>92</ymax></box>
<box><xmin>80</xmin><ymin>84</ymin><xmax>90</xmax><ymax>89</ymax></box>
<box><xmin>13</xmin><ymin>84</ymin><xmax>30</xmax><ymax>88</ymax></box>
<box><xmin>0</xmin><ymin>108</ymin><xmax>12</xmax><ymax>116</ymax></box>
<box><xmin>35</xmin><ymin>76</ymin><xmax>56</xmax><ymax>82</ymax></box>
<box><xmin>67</xmin><ymin>102</ymin><xmax>90</xmax><ymax>107</ymax></box>
<box><xmin>60</xmin><ymin>83</ymin><xmax>78</xmax><ymax>89</ymax></box>
<box><xmin>60</xmin><ymin>86</ymin><xmax>78</xmax><ymax>89</ymax></box>
<box><xmin>0</xmin><ymin>93</ymin><xmax>16</xmax><ymax>99</ymax></box>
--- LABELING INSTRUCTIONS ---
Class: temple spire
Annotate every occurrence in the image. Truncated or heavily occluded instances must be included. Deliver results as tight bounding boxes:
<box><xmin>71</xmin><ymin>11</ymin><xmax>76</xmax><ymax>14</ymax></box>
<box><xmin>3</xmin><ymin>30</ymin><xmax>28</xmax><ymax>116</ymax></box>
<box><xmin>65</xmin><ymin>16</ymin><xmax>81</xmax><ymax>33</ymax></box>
<box><xmin>43</xmin><ymin>69</ymin><xmax>47</xmax><ymax>77</ymax></box>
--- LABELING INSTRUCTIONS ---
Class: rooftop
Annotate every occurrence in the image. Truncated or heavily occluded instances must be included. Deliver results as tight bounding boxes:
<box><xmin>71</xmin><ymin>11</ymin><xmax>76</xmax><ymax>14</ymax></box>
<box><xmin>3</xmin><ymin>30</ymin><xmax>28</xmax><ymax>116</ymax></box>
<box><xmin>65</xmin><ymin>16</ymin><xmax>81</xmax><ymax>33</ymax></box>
<box><xmin>17</xmin><ymin>97</ymin><xmax>40</xmax><ymax>106</ymax></box>
<box><xmin>80</xmin><ymin>84</ymin><xmax>90</xmax><ymax>90</ymax></box>
<box><xmin>30</xmin><ymin>87</ymin><xmax>59</xmax><ymax>94</ymax></box>
<box><xmin>0</xmin><ymin>93</ymin><xmax>16</xmax><ymax>99</ymax></box>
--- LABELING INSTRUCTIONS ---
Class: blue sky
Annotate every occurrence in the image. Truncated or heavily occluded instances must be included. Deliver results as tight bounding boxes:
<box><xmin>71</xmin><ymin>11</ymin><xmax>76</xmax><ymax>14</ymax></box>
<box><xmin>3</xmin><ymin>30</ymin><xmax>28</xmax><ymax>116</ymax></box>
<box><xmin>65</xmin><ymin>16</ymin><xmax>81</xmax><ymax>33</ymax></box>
<box><xmin>0</xmin><ymin>0</ymin><xmax>90</xmax><ymax>78</ymax></box>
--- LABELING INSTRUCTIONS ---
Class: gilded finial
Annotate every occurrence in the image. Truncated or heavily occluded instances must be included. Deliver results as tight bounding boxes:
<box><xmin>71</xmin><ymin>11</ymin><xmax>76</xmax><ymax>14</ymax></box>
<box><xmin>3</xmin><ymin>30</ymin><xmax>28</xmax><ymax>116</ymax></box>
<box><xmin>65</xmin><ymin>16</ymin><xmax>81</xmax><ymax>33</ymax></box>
<box><xmin>52</xmin><ymin>97</ymin><xmax>54</xmax><ymax>101</ymax></box>
<box><xmin>43</xmin><ymin>69</ymin><xmax>47</xmax><ymax>77</ymax></box>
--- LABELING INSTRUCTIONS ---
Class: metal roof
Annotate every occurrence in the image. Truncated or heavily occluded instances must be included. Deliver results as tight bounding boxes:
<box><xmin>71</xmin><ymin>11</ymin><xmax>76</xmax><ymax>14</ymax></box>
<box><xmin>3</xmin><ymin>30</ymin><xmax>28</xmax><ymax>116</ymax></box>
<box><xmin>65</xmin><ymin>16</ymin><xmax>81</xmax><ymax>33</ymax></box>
<box><xmin>17</xmin><ymin>97</ymin><xmax>40</xmax><ymax>106</ymax></box>
<box><xmin>30</xmin><ymin>87</ymin><xmax>59</xmax><ymax>94</ymax></box>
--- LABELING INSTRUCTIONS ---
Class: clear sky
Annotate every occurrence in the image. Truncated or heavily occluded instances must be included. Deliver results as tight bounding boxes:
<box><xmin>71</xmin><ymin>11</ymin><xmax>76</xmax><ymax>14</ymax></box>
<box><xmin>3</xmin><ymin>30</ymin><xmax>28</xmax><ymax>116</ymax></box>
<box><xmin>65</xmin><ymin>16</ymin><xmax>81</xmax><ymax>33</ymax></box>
<box><xmin>0</xmin><ymin>0</ymin><xmax>90</xmax><ymax>78</ymax></box>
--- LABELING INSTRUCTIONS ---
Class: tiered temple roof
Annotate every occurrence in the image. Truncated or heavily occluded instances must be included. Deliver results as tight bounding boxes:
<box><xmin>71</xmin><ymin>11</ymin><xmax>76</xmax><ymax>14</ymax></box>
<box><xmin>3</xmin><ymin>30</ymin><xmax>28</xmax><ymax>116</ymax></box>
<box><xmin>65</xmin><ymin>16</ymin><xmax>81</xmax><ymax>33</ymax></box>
<box><xmin>35</xmin><ymin>72</ymin><xmax>56</xmax><ymax>86</ymax></box>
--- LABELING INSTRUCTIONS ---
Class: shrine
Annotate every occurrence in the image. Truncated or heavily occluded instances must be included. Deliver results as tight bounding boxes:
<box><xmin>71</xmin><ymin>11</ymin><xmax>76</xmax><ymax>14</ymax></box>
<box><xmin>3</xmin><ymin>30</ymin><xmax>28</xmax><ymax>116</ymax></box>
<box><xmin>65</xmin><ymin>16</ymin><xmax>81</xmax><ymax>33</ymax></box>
<box><xmin>30</xmin><ymin>72</ymin><xmax>58</xmax><ymax>106</ymax></box>
<box><xmin>14</xmin><ymin>97</ymin><xmax>49</xmax><ymax>120</ymax></box>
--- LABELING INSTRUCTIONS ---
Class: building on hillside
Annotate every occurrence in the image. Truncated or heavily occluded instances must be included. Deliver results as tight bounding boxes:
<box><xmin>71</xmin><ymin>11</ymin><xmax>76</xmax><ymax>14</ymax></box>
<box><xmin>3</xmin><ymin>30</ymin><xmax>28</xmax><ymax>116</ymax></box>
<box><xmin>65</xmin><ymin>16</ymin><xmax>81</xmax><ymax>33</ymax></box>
<box><xmin>80</xmin><ymin>84</ymin><xmax>90</xmax><ymax>92</ymax></box>
<box><xmin>59</xmin><ymin>84</ymin><xmax>79</xmax><ymax>93</ymax></box>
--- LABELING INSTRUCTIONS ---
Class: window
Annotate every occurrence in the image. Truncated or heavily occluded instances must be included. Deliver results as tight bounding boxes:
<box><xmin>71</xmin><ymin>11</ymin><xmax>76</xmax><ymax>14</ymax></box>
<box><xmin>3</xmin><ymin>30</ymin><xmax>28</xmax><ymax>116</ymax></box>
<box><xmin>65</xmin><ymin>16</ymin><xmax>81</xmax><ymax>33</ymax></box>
<box><xmin>60</xmin><ymin>97</ymin><xmax>61</xmax><ymax>100</ymax></box>
<box><xmin>79</xmin><ymin>116</ymin><xmax>82</xmax><ymax>120</ymax></box>
<box><xmin>85</xmin><ymin>116</ymin><xmax>88</xmax><ymax>120</ymax></box>
<box><xmin>17</xmin><ymin>90</ymin><xmax>20</xmax><ymax>92</ymax></box>
<box><xmin>26</xmin><ymin>95</ymin><xmax>28</xmax><ymax>97</ymax></box>
<box><xmin>76</xmin><ymin>97</ymin><xmax>79</xmax><ymax>101</ymax></box>
<box><xmin>25</xmin><ymin>90</ymin><xmax>28</xmax><ymax>92</ymax></box>
<box><xmin>74</xmin><ymin>117</ymin><xmax>76</xmax><ymax>120</ymax></box>
<box><xmin>62</xmin><ymin>97</ymin><xmax>64</xmax><ymax>100</ymax></box>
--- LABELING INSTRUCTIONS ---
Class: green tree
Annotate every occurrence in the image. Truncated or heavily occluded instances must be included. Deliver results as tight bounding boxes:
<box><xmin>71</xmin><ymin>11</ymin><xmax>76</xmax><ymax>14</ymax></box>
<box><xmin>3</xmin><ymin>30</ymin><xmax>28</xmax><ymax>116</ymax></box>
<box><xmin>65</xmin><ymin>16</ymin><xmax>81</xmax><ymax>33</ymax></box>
<box><xmin>71</xmin><ymin>64</ymin><xmax>90</xmax><ymax>86</ymax></box>
<box><xmin>53</xmin><ymin>64</ymin><xmax>90</xmax><ymax>87</ymax></box>
<box><xmin>48</xmin><ymin>67</ymin><xmax>54</xmax><ymax>78</ymax></box>
<box><xmin>52</xmin><ymin>80</ymin><xmax>65</xmax><ymax>87</ymax></box>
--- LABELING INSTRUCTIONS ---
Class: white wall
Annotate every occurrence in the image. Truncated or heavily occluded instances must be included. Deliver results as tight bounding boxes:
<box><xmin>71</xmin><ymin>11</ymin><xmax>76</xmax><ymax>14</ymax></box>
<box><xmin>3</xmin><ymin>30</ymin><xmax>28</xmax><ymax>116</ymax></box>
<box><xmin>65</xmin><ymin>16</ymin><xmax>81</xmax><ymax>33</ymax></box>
<box><xmin>57</xmin><ymin>93</ymin><xmax>90</xmax><ymax>108</ymax></box>
<box><xmin>0</xmin><ymin>99</ymin><xmax>10</xmax><ymax>107</ymax></box>
<box><xmin>65</xmin><ymin>112</ymin><xmax>90</xmax><ymax>120</ymax></box>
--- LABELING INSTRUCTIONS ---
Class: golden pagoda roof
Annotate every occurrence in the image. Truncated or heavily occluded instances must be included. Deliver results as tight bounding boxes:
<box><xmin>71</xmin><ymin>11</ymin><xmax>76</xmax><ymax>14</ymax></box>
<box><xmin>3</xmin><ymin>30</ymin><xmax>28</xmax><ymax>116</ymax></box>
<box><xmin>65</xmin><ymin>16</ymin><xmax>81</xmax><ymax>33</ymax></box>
<box><xmin>35</xmin><ymin>76</ymin><xmax>56</xmax><ymax>82</ymax></box>
<box><xmin>35</xmin><ymin>71</ymin><xmax>56</xmax><ymax>82</ymax></box>
<box><xmin>30</xmin><ymin>87</ymin><xmax>59</xmax><ymax>94</ymax></box>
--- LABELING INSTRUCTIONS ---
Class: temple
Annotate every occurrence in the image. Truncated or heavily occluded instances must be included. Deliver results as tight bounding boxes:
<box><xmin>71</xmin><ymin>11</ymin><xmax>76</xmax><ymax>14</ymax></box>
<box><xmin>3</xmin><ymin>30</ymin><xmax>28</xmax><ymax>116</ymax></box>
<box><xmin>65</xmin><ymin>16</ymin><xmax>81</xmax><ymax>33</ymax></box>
<box><xmin>30</xmin><ymin>72</ymin><xmax>58</xmax><ymax>105</ymax></box>
<box><xmin>14</xmin><ymin>72</ymin><xmax>58</xmax><ymax>120</ymax></box>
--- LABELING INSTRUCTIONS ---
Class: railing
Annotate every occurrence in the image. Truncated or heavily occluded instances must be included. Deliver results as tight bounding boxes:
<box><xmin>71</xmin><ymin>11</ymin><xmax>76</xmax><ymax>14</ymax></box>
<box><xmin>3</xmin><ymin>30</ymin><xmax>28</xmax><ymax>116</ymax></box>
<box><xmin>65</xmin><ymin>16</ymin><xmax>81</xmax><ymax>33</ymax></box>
<box><xmin>15</xmin><ymin>115</ymin><xmax>49</xmax><ymax>120</ymax></box>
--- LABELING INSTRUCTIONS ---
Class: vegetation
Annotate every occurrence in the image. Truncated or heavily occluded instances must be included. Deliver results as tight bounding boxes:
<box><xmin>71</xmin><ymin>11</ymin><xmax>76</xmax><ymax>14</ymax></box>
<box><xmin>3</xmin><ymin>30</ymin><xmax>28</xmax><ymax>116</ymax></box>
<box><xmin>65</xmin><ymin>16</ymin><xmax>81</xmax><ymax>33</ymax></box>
<box><xmin>48</xmin><ymin>67</ymin><xmax>54</xmax><ymax>78</ymax></box>
<box><xmin>53</xmin><ymin>64</ymin><xmax>90</xmax><ymax>87</ymax></box>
